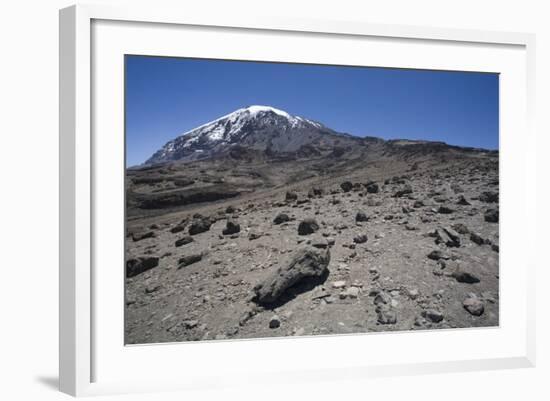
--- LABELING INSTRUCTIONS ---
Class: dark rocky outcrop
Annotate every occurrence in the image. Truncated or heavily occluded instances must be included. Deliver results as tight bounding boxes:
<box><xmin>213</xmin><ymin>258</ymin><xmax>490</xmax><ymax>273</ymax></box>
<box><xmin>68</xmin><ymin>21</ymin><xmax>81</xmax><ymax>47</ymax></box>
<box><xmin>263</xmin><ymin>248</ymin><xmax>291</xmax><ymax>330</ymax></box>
<box><xmin>273</xmin><ymin>213</ymin><xmax>290</xmax><ymax>225</ymax></box>
<box><xmin>178</xmin><ymin>253</ymin><xmax>203</xmax><ymax>268</ymax></box>
<box><xmin>222</xmin><ymin>220</ymin><xmax>241</xmax><ymax>235</ymax></box>
<box><xmin>175</xmin><ymin>236</ymin><xmax>194</xmax><ymax>247</ymax></box>
<box><xmin>355</xmin><ymin>211</ymin><xmax>368</xmax><ymax>222</ymax></box>
<box><xmin>253</xmin><ymin>247</ymin><xmax>330</xmax><ymax>304</ymax></box>
<box><xmin>340</xmin><ymin>181</ymin><xmax>353</xmax><ymax>193</ymax></box>
<box><xmin>298</xmin><ymin>218</ymin><xmax>319</xmax><ymax>235</ymax></box>
<box><xmin>188</xmin><ymin>217</ymin><xmax>212</xmax><ymax>235</ymax></box>
<box><xmin>484</xmin><ymin>209</ymin><xmax>499</xmax><ymax>223</ymax></box>
<box><xmin>126</xmin><ymin>256</ymin><xmax>159</xmax><ymax>278</ymax></box>
<box><xmin>393</xmin><ymin>184</ymin><xmax>413</xmax><ymax>198</ymax></box>
<box><xmin>479</xmin><ymin>191</ymin><xmax>499</xmax><ymax>203</ymax></box>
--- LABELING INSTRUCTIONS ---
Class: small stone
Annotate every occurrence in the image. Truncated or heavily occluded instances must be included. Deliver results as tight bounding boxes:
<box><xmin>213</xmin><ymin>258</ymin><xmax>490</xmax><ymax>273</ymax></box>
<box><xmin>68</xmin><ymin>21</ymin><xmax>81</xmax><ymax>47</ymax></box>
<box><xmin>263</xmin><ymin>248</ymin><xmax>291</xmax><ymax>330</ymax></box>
<box><xmin>248</xmin><ymin>232</ymin><xmax>263</xmax><ymax>240</ymax></box>
<box><xmin>393</xmin><ymin>184</ymin><xmax>413</xmax><ymax>198</ymax></box>
<box><xmin>145</xmin><ymin>284</ymin><xmax>161</xmax><ymax>294</ymax></box>
<box><xmin>451</xmin><ymin>223</ymin><xmax>470</xmax><ymax>234</ymax></box>
<box><xmin>353</xmin><ymin>234</ymin><xmax>368</xmax><ymax>244</ymax></box>
<box><xmin>376</xmin><ymin>305</ymin><xmax>397</xmax><ymax>324</ymax></box>
<box><xmin>311</xmin><ymin>238</ymin><xmax>329</xmax><ymax>249</ymax></box>
<box><xmin>294</xmin><ymin>327</ymin><xmax>305</xmax><ymax>336</ymax></box>
<box><xmin>366</xmin><ymin>182</ymin><xmax>379</xmax><ymax>193</ymax></box>
<box><xmin>178</xmin><ymin>253</ymin><xmax>202</xmax><ymax>268</ymax></box>
<box><xmin>463</xmin><ymin>297</ymin><xmax>485</xmax><ymax>316</ymax></box>
<box><xmin>175</xmin><ymin>236</ymin><xmax>194</xmax><ymax>247</ymax></box>
<box><xmin>269</xmin><ymin>315</ymin><xmax>281</xmax><ymax>329</ymax></box>
<box><xmin>438</xmin><ymin>205</ymin><xmax>454</xmax><ymax>214</ymax></box>
<box><xmin>407</xmin><ymin>288</ymin><xmax>420</xmax><ymax>300</ymax></box>
<box><xmin>355</xmin><ymin>211</ymin><xmax>368</xmax><ymax>222</ymax></box>
<box><xmin>340</xmin><ymin>286</ymin><xmax>360</xmax><ymax>299</ymax></box>
<box><xmin>285</xmin><ymin>191</ymin><xmax>298</xmax><ymax>201</ymax></box>
<box><xmin>427</xmin><ymin>250</ymin><xmax>446</xmax><ymax>261</ymax></box>
<box><xmin>479</xmin><ymin>191</ymin><xmax>499</xmax><ymax>203</ymax></box>
<box><xmin>308</xmin><ymin>187</ymin><xmax>324</xmax><ymax>198</ymax></box>
<box><xmin>332</xmin><ymin>280</ymin><xmax>346</xmax><ymax>289</ymax></box>
<box><xmin>182</xmin><ymin>320</ymin><xmax>198</xmax><ymax>329</ymax></box>
<box><xmin>132</xmin><ymin>231</ymin><xmax>156</xmax><ymax>242</ymax></box>
<box><xmin>422</xmin><ymin>309</ymin><xmax>444</xmax><ymax>323</ymax></box>
<box><xmin>470</xmin><ymin>232</ymin><xmax>485</xmax><ymax>245</ymax></box>
<box><xmin>456</xmin><ymin>195</ymin><xmax>471</xmax><ymax>205</ymax></box>
<box><xmin>170</xmin><ymin>224</ymin><xmax>187</xmax><ymax>234</ymax></box>
<box><xmin>374</xmin><ymin>292</ymin><xmax>391</xmax><ymax>305</ymax></box>
<box><xmin>452</xmin><ymin>268</ymin><xmax>481</xmax><ymax>284</ymax></box>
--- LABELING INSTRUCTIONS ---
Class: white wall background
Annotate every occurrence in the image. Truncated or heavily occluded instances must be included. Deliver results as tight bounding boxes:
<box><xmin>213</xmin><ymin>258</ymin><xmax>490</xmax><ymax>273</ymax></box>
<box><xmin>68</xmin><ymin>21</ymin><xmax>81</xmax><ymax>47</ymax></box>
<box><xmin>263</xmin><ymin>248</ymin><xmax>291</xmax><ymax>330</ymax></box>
<box><xmin>0</xmin><ymin>0</ymin><xmax>547</xmax><ymax>400</ymax></box>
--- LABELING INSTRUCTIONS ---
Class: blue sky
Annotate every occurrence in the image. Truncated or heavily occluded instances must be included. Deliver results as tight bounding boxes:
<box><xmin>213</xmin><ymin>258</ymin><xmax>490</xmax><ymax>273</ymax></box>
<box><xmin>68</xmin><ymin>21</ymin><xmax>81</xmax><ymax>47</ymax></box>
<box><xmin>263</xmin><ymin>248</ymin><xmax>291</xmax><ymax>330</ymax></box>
<box><xmin>126</xmin><ymin>55</ymin><xmax>499</xmax><ymax>166</ymax></box>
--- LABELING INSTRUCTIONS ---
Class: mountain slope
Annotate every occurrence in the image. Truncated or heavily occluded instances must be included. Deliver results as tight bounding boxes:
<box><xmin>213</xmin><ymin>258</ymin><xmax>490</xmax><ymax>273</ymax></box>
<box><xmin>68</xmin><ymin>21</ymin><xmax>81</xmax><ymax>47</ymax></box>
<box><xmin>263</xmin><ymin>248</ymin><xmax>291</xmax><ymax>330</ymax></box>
<box><xmin>145</xmin><ymin>105</ymin><xmax>360</xmax><ymax>165</ymax></box>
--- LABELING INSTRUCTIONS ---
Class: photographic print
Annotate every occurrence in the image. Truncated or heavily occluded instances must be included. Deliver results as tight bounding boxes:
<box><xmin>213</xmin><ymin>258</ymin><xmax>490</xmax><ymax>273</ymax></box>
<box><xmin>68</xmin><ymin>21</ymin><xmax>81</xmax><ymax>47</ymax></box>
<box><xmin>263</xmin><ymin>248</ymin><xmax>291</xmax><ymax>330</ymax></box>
<box><xmin>124</xmin><ymin>56</ymin><xmax>499</xmax><ymax>344</ymax></box>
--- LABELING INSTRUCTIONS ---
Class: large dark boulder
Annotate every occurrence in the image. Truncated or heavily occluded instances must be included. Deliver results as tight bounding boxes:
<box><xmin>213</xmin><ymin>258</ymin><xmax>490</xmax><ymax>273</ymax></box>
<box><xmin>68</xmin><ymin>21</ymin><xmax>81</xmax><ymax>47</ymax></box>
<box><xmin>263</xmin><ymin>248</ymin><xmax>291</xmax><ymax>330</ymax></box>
<box><xmin>355</xmin><ymin>211</ymin><xmax>368</xmax><ymax>222</ymax></box>
<box><xmin>365</xmin><ymin>182</ymin><xmax>379</xmax><ymax>194</ymax></box>
<box><xmin>285</xmin><ymin>191</ymin><xmax>298</xmax><ymax>201</ymax></box>
<box><xmin>222</xmin><ymin>220</ymin><xmax>241</xmax><ymax>235</ymax></box>
<box><xmin>188</xmin><ymin>217</ymin><xmax>212</xmax><ymax>235</ymax></box>
<box><xmin>392</xmin><ymin>184</ymin><xmax>413</xmax><ymax>198</ymax></box>
<box><xmin>253</xmin><ymin>247</ymin><xmax>330</xmax><ymax>304</ymax></box>
<box><xmin>435</xmin><ymin>227</ymin><xmax>461</xmax><ymax>248</ymax></box>
<box><xmin>479</xmin><ymin>191</ymin><xmax>499</xmax><ymax>203</ymax></box>
<box><xmin>175</xmin><ymin>236</ymin><xmax>194</xmax><ymax>247</ymax></box>
<box><xmin>178</xmin><ymin>253</ymin><xmax>202</xmax><ymax>268</ymax></box>
<box><xmin>131</xmin><ymin>231</ymin><xmax>156</xmax><ymax>242</ymax></box>
<box><xmin>126</xmin><ymin>256</ymin><xmax>159</xmax><ymax>278</ymax></box>
<box><xmin>340</xmin><ymin>181</ymin><xmax>353</xmax><ymax>193</ymax></box>
<box><xmin>484</xmin><ymin>209</ymin><xmax>499</xmax><ymax>223</ymax></box>
<box><xmin>452</xmin><ymin>268</ymin><xmax>481</xmax><ymax>284</ymax></box>
<box><xmin>298</xmin><ymin>218</ymin><xmax>319</xmax><ymax>235</ymax></box>
<box><xmin>456</xmin><ymin>195</ymin><xmax>471</xmax><ymax>205</ymax></box>
<box><xmin>437</xmin><ymin>205</ymin><xmax>455</xmax><ymax>214</ymax></box>
<box><xmin>308</xmin><ymin>187</ymin><xmax>324</xmax><ymax>198</ymax></box>
<box><xmin>273</xmin><ymin>213</ymin><xmax>290</xmax><ymax>225</ymax></box>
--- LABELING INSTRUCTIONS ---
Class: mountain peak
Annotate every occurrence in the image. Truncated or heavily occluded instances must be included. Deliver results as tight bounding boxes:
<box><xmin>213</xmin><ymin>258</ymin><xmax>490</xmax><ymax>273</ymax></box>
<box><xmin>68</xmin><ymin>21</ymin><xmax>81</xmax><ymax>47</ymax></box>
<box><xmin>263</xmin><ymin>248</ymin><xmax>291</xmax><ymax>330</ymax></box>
<box><xmin>241</xmin><ymin>105</ymin><xmax>293</xmax><ymax>118</ymax></box>
<box><xmin>144</xmin><ymin>105</ymin><xmax>339</xmax><ymax>165</ymax></box>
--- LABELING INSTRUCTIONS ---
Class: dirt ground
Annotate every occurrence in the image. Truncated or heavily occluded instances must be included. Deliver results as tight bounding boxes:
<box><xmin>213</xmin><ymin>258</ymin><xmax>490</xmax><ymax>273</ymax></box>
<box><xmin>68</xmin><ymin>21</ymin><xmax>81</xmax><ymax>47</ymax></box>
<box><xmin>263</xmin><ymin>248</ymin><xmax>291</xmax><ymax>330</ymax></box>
<box><xmin>125</xmin><ymin>153</ymin><xmax>499</xmax><ymax>344</ymax></box>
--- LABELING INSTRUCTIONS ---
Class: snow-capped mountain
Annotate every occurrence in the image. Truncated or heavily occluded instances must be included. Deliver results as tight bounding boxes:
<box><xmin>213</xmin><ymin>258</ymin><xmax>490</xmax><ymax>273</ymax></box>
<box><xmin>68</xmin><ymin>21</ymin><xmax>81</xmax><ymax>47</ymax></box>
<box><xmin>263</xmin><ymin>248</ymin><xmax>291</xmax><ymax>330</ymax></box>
<box><xmin>144</xmin><ymin>106</ymin><xmax>358</xmax><ymax>165</ymax></box>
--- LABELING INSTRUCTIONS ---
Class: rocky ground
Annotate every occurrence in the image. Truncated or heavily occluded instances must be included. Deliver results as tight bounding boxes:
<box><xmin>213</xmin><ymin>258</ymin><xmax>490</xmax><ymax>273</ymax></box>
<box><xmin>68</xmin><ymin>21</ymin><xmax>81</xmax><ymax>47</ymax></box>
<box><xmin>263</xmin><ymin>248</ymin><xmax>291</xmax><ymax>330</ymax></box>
<box><xmin>125</xmin><ymin>152</ymin><xmax>499</xmax><ymax>344</ymax></box>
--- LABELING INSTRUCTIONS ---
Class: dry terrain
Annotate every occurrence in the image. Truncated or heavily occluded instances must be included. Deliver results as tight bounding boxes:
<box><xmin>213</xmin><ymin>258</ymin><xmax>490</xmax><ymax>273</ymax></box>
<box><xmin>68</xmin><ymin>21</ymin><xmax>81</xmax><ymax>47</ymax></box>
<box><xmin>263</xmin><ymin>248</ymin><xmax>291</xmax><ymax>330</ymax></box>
<box><xmin>125</xmin><ymin>144</ymin><xmax>499</xmax><ymax>344</ymax></box>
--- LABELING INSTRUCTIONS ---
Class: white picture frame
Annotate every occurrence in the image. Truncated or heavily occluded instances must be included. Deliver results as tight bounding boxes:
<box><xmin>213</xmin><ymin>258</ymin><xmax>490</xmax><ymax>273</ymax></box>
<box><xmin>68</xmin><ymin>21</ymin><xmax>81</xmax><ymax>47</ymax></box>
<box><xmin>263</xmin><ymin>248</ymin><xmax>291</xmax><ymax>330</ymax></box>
<box><xmin>59</xmin><ymin>4</ymin><xmax>536</xmax><ymax>397</ymax></box>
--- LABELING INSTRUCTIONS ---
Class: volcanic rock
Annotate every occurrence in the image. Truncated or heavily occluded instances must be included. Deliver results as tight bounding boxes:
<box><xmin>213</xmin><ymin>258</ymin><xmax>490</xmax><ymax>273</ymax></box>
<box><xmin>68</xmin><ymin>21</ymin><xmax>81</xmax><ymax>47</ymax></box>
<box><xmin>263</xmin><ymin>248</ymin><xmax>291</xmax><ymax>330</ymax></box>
<box><xmin>188</xmin><ymin>218</ymin><xmax>211</xmax><ymax>235</ymax></box>
<box><xmin>126</xmin><ymin>256</ymin><xmax>159</xmax><ymax>278</ymax></box>
<box><xmin>222</xmin><ymin>220</ymin><xmax>241</xmax><ymax>235</ymax></box>
<box><xmin>484</xmin><ymin>209</ymin><xmax>499</xmax><ymax>223</ymax></box>
<box><xmin>298</xmin><ymin>218</ymin><xmax>319</xmax><ymax>235</ymax></box>
<box><xmin>273</xmin><ymin>213</ymin><xmax>290</xmax><ymax>225</ymax></box>
<box><xmin>253</xmin><ymin>246</ymin><xmax>330</xmax><ymax>304</ymax></box>
<box><xmin>340</xmin><ymin>181</ymin><xmax>353</xmax><ymax>192</ymax></box>
<box><xmin>175</xmin><ymin>236</ymin><xmax>194</xmax><ymax>247</ymax></box>
<box><xmin>463</xmin><ymin>296</ymin><xmax>485</xmax><ymax>316</ymax></box>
